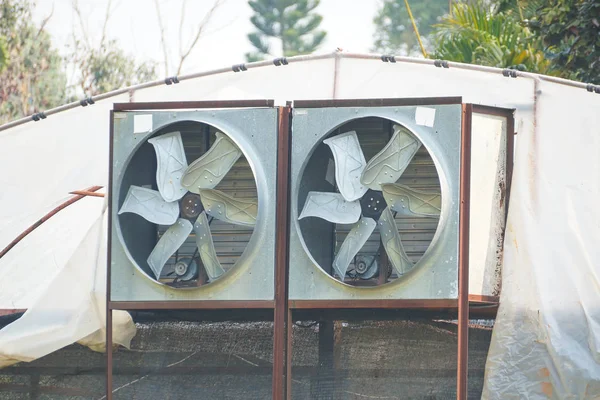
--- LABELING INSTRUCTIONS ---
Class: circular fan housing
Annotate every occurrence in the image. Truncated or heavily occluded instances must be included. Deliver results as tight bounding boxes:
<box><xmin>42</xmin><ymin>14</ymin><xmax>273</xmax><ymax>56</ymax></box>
<box><xmin>117</xmin><ymin>121</ymin><xmax>258</xmax><ymax>289</ymax></box>
<box><xmin>298</xmin><ymin>117</ymin><xmax>442</xmax><ymax>288</ymax></box>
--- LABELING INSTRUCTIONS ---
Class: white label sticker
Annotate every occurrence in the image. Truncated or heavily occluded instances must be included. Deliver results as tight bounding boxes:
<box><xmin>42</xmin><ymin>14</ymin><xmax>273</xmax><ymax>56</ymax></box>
<box><xmin>325</xmin><ymin>158</ymin><xmax>335</xmax><ymax>186</ymax></box>
<box><xmin>134</xmin><ymin>114</ymin><xmax>153</xmax><ymax>133</ymax></box>
<box><xmin>415</xmin><ymin>107</ymin><xmax>436</xmax><ymax>127</ymax></box>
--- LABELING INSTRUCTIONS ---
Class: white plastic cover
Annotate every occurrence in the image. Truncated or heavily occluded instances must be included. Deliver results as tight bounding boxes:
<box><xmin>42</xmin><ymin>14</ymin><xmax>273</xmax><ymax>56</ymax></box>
<box><xmin>482</xmin><ymin>81</ymin><xmax>600</xmax><ymax>399</ymax></box>
<box><xmin>0</xmin><ymin>202</ymin><xmax>135</xmax><ymax>368</ymax></box>
<box><xmin>0</xmin><ymin>54</ymin><xmax>597</xmax><ymax>398</ymax></box>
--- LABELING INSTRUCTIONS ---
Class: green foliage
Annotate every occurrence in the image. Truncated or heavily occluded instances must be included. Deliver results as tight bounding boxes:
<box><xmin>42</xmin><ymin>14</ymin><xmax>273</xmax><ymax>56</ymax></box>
<box><xmin>0</xmin><ymin>36</ymin><xmax>7</xmax><ymax>71</ymax></box>
<box><xmin>246</xmin><ymin>0</ymin><xmax>327</xmax><ymax>61</ymax></box>
<box><xmin>69</xmin><ymin>39</ymin><xmax>157</xmax><ymax>97</ymax></box>
<box><xmin>526</xmin><ymin>0</ymin><xmax>600</xmax><ymax>84</ymax></box>
<box><xmin>431</xmin><ymin>2</ymin><xmax>550</xmax><ymax>72</ymax></box>
<box><xmin>0</xmin><ymin>0</ymin><xmax>66</xmax><ymax>123</ymax></box>
<box><xmin>372</xmin><ymin>0</ymin><xmax>449</xmax><ymax>55</ymax></box>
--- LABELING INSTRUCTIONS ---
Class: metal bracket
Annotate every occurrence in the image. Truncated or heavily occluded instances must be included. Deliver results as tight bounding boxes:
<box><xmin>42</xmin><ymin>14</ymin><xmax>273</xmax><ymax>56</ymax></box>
<box><xmin>232</xmin><ymin>63</ymin><xmax>248</xmax><ymax>72</ymax></box>
<box><xmin>273</xmin><ymin>57</ymin><xmax>288</xmax><ymax>66</ymax></box>
<box><xmin>381</xmin><ymin>55</ymin><xmax>396</xmax><ymax>63</ymax></box>
<box><xmin>434</xmin><ymin>59</ymin><xmax>449</xmax><ymax>68</ymax></box>
<box><xmin>586</xmin><ymin>84</ymin><xmax>600</xmax><ymax>94</ymax></box>
<box><xmin>164</xmin><ymin>76</ymin><xmax>180</xmax><ymax>85</ymax></box>
<box><xmin>31</xmin><ymin>112</ymin><xmax>47</xmax><ymax>121</ymax></box>
<box><xmin>79</xmin><ymin>97</ymin><xmax>95</xmax><ymax>107</ymax></box>
<box><xmin>502</xmin><ymin>69</ymin><xmax>518</xmax><ymax>78</ymax></box>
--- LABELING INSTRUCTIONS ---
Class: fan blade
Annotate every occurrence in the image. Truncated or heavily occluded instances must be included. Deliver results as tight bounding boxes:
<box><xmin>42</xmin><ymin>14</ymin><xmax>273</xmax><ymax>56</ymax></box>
<box><xmin>148</xmin><ymin>131</ymin><xmax>188</xmax><ymax>202</ymax></box>
<box><xmin>332</xmin><ymin>217</ymin><xmax>376</xmax><ymax>279</ymax></box>
<box><xmin>199</xmin><ymin>189</ymin><xmax>257</xmax><ymax>226</ymax></box>
<box><xmin>299</xmin><ymin>191</ymin><xmax>361</xmax><ymax>225</ymax></box>
<box><xmin>181</xmin><ymin>132</ymin><xmax>242</xmax><ymax>193</ymax></box>
<box><xmin>118</xmin><ymin>185</ymin><xmax>179</xmax><ymax>225</ymax></box>
<box><xmin>323</xmin><ymin>131</ymin><xmax>368</xmax><ymax>201</ymax></box>
<box><xmin>193</xmin><ymin>212</ymin><xmax>225</xmax><ymax>281</ymax></box>
<box><xmin>147</xmin><ymin>219</ymin><xmax>193</xmax><ymax>279</ymax></box>
<box><xmin>382</xmin><ymin>183</ymin><xmax>441</xmax><ymax>217</ymax></box>
<box><xmin>378</xmin><ymin>207</ymin><xmax>412</xmax><ymax>275</ymax></box>
<box><xmin>360</xmin><ymin>125</ymin><xmax>421</xmax><ymax>191</ymax></box>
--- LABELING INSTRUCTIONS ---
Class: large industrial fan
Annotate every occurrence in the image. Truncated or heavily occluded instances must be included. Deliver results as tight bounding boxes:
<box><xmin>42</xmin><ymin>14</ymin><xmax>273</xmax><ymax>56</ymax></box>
<box><xmin>299</xmin><ymin>124</ymin><xmax>441</xmax><ymax>282</ymax></box>
<box><xmin>110</xmin><ymin>107</ymin><xmax>277</xmax><ymax>301</ymax></box>
<box><xmin>289</xmin><ymin>102</ymin><xmax>463</xmax><ymax>300</ymax></box>
<box><xmin>118</xmin><ymin>131</ymin><xmax>256</xmax><ymax>283</ymax></box>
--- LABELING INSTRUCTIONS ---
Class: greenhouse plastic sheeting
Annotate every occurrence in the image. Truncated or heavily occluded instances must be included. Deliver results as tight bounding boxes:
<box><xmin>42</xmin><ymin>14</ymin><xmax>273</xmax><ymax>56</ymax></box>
<box><xmin>0</xmin><ymin>53</ymin><xmax>597</xmax><ymax>397</ymax></box>
<box><xmin>482</xmin><ymin>81</ymin><xmax>600</xmax><ymax>399</ymax></box>
<box><xmin>0</xmin><ymin>201</ymin><xmax>135</xmax><ymax>368</ymax></box>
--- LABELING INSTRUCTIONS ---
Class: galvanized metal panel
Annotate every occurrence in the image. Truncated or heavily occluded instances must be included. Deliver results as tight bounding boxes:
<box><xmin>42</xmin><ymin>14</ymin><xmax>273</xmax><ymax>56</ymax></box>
<box><xmin>110</xmin><ymin>108</ymin><xmax>277</xmax><ymax>301</ymax></box>
<box><xmin>289</xmin><ymin>104</ymin><xmax>462</xmax><ymax>300</ymax></box>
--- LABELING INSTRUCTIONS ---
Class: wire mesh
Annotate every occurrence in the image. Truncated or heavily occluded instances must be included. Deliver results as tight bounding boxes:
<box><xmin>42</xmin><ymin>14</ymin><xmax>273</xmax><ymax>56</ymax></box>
<box><xmin>291</xmin><ymin>318</ymin><xmax>493</xmax><ymax>400</ymax></box>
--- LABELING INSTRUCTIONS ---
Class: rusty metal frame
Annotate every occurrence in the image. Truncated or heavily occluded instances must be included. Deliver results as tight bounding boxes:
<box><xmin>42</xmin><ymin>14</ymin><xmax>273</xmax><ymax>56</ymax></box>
<box><xmin>293</xmin><ymin>97</ymin><xmax>462</xmax><ymax>108</ymax></box>
<box><xmin>101</xmin><ymin>99</ymin><xmax>512</xmax><ymax>399</ymax></box>
<box><xmin>457</xmin><ymin>104</ymin><xmax>473</xmax><ymax>400</ymax></box>
<box><xmin>273</xmin><ymin>104</ymin><xmax>292</xmax><ymax>400</ymax></box>
<box><xmin>0</xmin><ymin>186</ymin><xmax>103</xmax><ymax>260</ymax></box>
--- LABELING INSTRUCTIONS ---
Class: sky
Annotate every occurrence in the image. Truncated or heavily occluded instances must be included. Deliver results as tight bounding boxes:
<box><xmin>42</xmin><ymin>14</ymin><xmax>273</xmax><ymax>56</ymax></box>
<box><xmin>33</xmin><ymin>0</ymin><xmax>381</xmax><ymax>79</ymax></box>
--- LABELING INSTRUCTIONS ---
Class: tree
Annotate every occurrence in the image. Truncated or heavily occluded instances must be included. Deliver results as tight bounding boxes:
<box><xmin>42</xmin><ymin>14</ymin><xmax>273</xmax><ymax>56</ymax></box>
<box><xmin>0</xmin><ymin>36</ymin><xmax>7</xmax><ymax>71</ymax></box>
<box><xmin>372</xmin><ymin>0</ymin><xmax>449</xmax><ymax>56</ymax></box>
<box><xmin>246</xmin><ymin>0</ymin><xmax>327</xmax><ymax>62</ymax></box>
<box><xmin>431</xmin><ymin>2</ymin><xmax>551</xmax><ymax>73</ymax></box>
<box><xmin>524</xmin><ymin>0</ymin><xmax>599</xmax><ymax>84</ymax></box>
<box><xmin>153</xmin><ymin>0</ymin><xmax>224</xmax><ymax>76</ymax></box>
<box><xmin>68</xmin><ymin>0</ymin><xmax>157</xmax><ymax>97</ymax></box>
<box><xmin>0</xmin><ymin>0</ymin><xmax>66</xmax><ymax>123</ymax></box>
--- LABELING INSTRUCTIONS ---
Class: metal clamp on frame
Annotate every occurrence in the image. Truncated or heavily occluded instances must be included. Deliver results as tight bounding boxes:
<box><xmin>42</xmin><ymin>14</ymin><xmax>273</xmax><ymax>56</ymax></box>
<box><xmin>434</xmin><ymin>59</ymin><xmax>449</xmax><ymax>68</ymax></box>
<box><xmin>164</xmin><ymin>76</ymin><xmax>180</xmax><ymax>85</ymax></box>
<box><xmin>31</xmin><ymin>112</ymin><xmax>47</xmax><ymax>121</ymax></box>
<box><xmin>381</xmin><ymin>54</ymin><xmax>396</xmax><ymax>63</ymax></box>
<box><xmin>232</xmin><ymin>63</ymin><xmax>248</xmax><ymax>72</ymax></box>
<box><xmin>273</xmin><ymin>57</ymin><xmax>288</xmax><ymax>66</ymax></box>
<box><xmin>586</xmin><ymin>84</ymin><xmax>600</xmax><ymax>94</ymax></box>
<box><xmin>80</xmin><ymin>97</ymin><xmax>95</xmax><ymax>107</ymax></box>
<box><xmin>502</xmin><ymin>69</ymin><xmax>518</xmax><ymax>78</ymax></box>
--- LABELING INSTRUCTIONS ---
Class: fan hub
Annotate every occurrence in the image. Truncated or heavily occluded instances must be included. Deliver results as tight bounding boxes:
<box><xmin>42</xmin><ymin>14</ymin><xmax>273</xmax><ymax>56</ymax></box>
<box><xmin>180</xmin><ymin>192</ymin><xmax>204</xmax><ymax>219</ymax></box>
<box><xmin>359</xmin><ymin>189</ymin><xmax>387</xmax><ymax>220</ymax></box>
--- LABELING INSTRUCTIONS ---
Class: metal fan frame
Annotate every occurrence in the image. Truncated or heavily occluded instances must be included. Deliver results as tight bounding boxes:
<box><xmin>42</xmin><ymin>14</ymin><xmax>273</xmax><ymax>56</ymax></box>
<box><xmin>289</xmin><ymin>104</ymin><xmax>463</xmax><ymax>300</ymax></box>
<box><xmin>110</xmin><ymin>107</ymin><xmax>278</xmax><ymax>302</ymax></box>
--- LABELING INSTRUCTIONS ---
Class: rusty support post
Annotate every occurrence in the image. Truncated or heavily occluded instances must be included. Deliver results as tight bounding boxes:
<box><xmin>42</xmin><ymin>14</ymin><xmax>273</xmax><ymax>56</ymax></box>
<box><xmin>457</xmin><ymin>104</ymin><xmax>472</xmax><ymax>400</ymax></box>
<box><xmin>0</xmin><ymin>185</ymin><xmax>103</xmax><ymax>259</ymax></box>
<box><xmin>68</xmin><ymin>190</ymin><xmax>105</xmax><ymax>197</ymax></box>
<box><xmin>106</xmin><ymin>110</ymin><xmax>114</xmax><ymax>400</ymax></box>
<box><xmin>273</xmin><ymin>105</ymin><xmax>292</xmax><ymax>399</ymax></box>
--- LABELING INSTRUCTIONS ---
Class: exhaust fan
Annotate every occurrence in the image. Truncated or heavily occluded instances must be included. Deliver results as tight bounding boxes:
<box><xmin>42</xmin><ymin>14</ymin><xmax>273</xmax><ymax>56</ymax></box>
<box><xmin>289</xmin><ymin>102</ymin><xmax>463</xmax><ymax>300</ymax></box>
<box><xmin>110</xmin><ymin>107</ymin><xmax>277</xmax><ymax>301</ymax></box>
